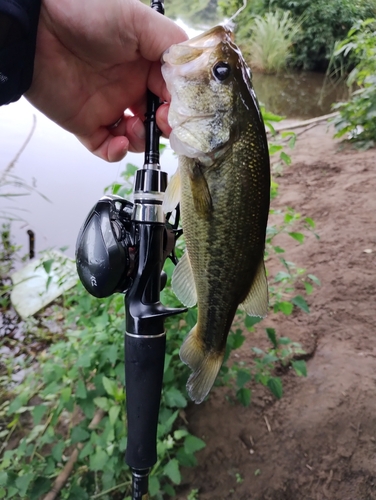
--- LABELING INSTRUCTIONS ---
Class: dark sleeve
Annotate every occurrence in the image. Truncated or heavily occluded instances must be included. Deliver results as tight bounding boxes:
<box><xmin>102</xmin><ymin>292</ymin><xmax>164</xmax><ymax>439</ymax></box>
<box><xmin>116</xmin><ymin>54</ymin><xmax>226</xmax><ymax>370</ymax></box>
<box><xmin>0</xmin><ymin>0</ymin><xmax>41</xmax><ymax>105</ymax></box>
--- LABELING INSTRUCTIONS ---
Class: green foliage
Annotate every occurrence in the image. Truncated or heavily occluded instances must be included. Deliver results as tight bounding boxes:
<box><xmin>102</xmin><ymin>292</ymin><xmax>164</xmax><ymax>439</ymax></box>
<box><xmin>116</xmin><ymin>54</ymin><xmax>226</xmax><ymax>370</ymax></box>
<box><xmin>222</xmin><ymin>328</ymin><xmax>307</xmax><ymax>405</ymax></box>
<box><xmin>105</xmin><ymin>162</ymin><xmax>138</xmax><ymax>198</ymax></box>
<box><xmin>331</xmin><ymin>19</ymin><xmax>376</xmax><ymax>149</ymax></box>
<box><xmin>187</xmin><ymin>488</ymin><xmax>200</xmax><ymax>500</ymax></box>
<box><xmin>241</xmin><ymin>10</ymin><xmax>300</xmax><ymax>73</ymax></box>
<box><xmin>0</xmin><ymin>109</ymin><xmax>320</xmax><ymax>498</ymax></box>
<box><xmin>218</xmin><ymin>1</ymin><xmax>300</xmax><ymax>72</ymax></box>
<box><xmin>220</xmin><ymin>0</ymin><xmax>376</xmax><ymax>71</ymax></box>
<box><xmin>262</xmin><ymin>108</ymin><xmax>297</xmax><ymax>177</ymax></box>
<box><xmin>268</xmin><ymin>0</ymin><xmax>376</xmax><ymax>70</ymax></box>
<box><xmin>0</xmin><ymin>278</ymin><xmax>206</xmax><ymax>499</ymax></box>
<box><xmin>0</xmin><ymin>225</ymin><xmax>18</xmax><ymax>311</ymax></box>
<box><xmin>266</xmin><ymin>205</ymin><xmax>320</xmax><ymax>309</ymax></box>
<box><xmin>0</xmin><ymin>116</ymin><xmax>49</xmax><ymax>222</ymax></box>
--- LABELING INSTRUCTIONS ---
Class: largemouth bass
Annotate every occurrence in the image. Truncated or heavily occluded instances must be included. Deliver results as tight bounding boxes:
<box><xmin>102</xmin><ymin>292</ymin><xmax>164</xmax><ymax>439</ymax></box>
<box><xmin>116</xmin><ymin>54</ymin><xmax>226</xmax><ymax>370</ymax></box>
<box><xmin>162</xmin><ymin>25</ymin><xmax>270</xmax><ymax>404</ymax></box>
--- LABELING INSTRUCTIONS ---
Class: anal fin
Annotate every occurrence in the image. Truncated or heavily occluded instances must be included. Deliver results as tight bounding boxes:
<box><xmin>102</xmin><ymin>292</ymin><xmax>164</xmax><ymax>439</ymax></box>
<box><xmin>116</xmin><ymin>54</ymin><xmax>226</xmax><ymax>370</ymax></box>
<box><xmin>240</xmin><ymin>258</ymin><xmax>269</xmax><ymax>317</ymax></box>
<box><xmin>172</xmin><ymin>250</ymin><xmax>197</xmax><ymax>307</ymax></box>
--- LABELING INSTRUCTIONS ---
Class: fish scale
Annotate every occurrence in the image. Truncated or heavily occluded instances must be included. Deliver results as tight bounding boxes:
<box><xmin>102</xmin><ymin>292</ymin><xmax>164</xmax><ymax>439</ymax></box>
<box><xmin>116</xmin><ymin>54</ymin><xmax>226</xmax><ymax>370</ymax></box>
<box><xmin>162</xmin><ymin>25</ymin><xmax>270</xmax><ymax>403</ymax></box>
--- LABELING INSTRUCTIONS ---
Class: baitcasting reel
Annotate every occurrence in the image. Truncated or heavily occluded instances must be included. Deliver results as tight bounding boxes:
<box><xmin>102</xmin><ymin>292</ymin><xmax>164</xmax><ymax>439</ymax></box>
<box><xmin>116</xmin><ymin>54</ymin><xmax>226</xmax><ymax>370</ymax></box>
<box><xmin>76</xmin><ymin>194</ymin><xmax>179</xmax><ymax>299</ymax></box>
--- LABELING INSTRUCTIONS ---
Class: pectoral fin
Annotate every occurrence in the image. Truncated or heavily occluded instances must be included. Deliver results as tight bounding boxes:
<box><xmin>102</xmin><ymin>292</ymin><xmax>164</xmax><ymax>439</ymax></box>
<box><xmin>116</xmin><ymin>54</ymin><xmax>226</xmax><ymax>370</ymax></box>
<box><xmin>172</xmin><ymin>250</ymin><xmax>197</xmax><ymax>307</ymax></box>
<box><xmin>241</xmin><ymin>258</ymin><xmax>269</xmax><ymax>317</ymax></box>
<box><xmin>189</xmin><ymin>162</ymin><xmax>212</xmax><ymax>218</ymax></box>
<box><xmin>163</xmin><ymin>167</ymin><xmax>181</xmax><ymax>213</ymax></box>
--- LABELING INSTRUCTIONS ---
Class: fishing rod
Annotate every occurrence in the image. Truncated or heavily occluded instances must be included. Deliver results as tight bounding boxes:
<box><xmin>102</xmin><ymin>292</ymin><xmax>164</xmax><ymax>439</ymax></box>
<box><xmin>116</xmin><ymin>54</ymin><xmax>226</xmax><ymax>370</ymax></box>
<box><xmin>76</xmin><ymin>1</ymin><xmax>186</xmax><ymax>498</ymax></box>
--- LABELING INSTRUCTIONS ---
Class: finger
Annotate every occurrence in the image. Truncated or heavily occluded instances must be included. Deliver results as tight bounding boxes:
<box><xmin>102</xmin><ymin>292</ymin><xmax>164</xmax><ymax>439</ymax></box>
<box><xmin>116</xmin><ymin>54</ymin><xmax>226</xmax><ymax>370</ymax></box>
<box><xmin>147</xmin><ymin>61</ymin><xmax>171</xmax><ymax>103</ymax></box>
<box><xmin>133</xmin><ymin>7</ymin><xmax>187</xmax><ymax>102</ymax></box>
<box><xmin>156</xmin><ymin>103</ymin><xmax>171</xmax><ymax>137</ymax></box>
<box><xmin>78</xmin><ymin>129</ymin><xmax>129</xmax><ymax>162</ymax></box>
<box><xmin>107</xmin><ymin>136</ymin><xmax>130</xmax><ymax>162</ymax></box>
<box><xmin>110</xmin><ymin>115</ymin><xmax>146</xmax><ymax>152</ymax></box>
<box><xmin>133</xmin><ymin>3</ymin><xmax>188</xmax><ymax>62</ymax></box>
<box><xmin>78</xmin><ymin>113</ymin><xmax>149</xmax><ymax>161</ymax></box>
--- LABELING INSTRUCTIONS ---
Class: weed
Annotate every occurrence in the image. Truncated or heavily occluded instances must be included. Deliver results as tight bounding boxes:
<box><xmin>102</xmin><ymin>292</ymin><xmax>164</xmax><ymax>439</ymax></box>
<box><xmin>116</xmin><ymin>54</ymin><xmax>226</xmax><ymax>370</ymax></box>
<box><xmin>235</xmin><ymin>472</ymin><xmax>244</xmax><ymax>483</ymax></box>
<box><xmin>331</xmin><ymin>18</ymin><xmax>376</xmax><ymax>149</ymax></box>
<box><xmin>0</xmin><ymin>109</ymin><xmax>319</xmax><ymax>499</ymax></box>
<box><xmin>187</xmin><ymin>488</ymin><xmax>200</xmax><ymax>500</ymax></box>
<box><xmin>246</xmin><ymin>11</ymin><xmax>300</xmax><ymax>73</ymax></box>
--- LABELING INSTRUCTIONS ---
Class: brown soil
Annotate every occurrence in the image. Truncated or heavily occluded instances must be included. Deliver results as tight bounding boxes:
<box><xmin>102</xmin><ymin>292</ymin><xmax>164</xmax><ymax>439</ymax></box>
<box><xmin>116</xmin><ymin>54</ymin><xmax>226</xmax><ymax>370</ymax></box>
<box><xmin>176</xmin><ymin>123</ymin><xmax>376</xmax><ymax>500</ymax></box>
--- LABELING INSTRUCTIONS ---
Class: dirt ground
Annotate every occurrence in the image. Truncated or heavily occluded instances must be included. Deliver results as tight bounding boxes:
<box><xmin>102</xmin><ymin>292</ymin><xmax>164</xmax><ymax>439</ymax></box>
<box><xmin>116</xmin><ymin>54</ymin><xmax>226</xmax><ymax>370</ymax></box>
<box><xmin>176</xmin><ymin>123</ymin><xmax>376</xmax><ymax>500</ymax></box>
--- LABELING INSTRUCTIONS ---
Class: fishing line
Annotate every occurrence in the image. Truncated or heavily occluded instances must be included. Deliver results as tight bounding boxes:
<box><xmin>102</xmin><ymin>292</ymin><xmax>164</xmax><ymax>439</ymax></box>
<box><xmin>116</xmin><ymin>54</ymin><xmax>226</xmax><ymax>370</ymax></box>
<box><xmin>227</xmin><ymin>0</ymin><xmax>248</xmax><ymax>24</ymax></box>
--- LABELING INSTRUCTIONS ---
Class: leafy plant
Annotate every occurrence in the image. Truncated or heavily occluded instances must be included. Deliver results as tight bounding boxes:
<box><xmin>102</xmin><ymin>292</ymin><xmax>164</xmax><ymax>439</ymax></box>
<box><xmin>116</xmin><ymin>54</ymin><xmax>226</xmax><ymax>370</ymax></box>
<box><xmin>268</xmin><ymin>0</ymin><xmax>376</xmax><ymax>70</ymax></box>
<box><xmin>0</xmin><ymin>225</ymin><xmax>18</xmax><ymax>311</ymax></box>
<box><xmin>187</xmin><ymin>488</ymin><xmax>200</xmax><ymax>500</ymax></box>
<box><xmin>221</xmin><ymin>0</ymin><xmax>376</xmax><ymax>70</ymax></box>
<box><xmin>262</xmin><ymin>107</ymin><xmax>297</xmax><ymax>176</ymax></box>
<box><xmin>0</xmin><ymin>109</ymin><xmax>320</xmax><ymax>499</ymax></box>
<box><xmin>0</xmin><ymin>278</ymin><xmax>206</xmax><ymax>500</ymax></box>
<box><xmin>0</xmin><ymin>116</ymin><xmax>49</xmax><ymax>222</ymax></box>
<box><xmin>219</xmin><ymin>1</ymin><xmax>300</xmax><ymax>72</ymax></box>
<box><xmin>331</xmin><ymin>18</ymin><xmax>376</xmax><ymax>149</ymax></box>
<box><xmin>243</xmin><ymin>10</ymin><xmax>300</xmax><ymax>73</ymax></box>
<box><xmin>220</xmin><ymin>325</ymin><xmax>308</xmax><ymax>406</ymax></box>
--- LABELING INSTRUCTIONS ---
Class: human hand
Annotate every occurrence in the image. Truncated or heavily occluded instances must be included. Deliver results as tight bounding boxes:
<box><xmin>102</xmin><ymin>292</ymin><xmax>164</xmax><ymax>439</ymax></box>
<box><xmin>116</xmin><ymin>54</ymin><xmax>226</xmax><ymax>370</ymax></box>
<box><xmin>25</xmin><ymin>0</ymin><xmax>187</xmax><ymax>162</ymax></box>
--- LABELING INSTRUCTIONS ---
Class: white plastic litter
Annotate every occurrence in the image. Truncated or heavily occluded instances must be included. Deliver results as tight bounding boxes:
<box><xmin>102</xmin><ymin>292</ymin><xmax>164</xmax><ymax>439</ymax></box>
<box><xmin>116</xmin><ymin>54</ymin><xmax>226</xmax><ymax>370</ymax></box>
<box><xmin>11</xmin><ymin>250</ymin><xmax>78</xmax><ymax>319</ymax></box>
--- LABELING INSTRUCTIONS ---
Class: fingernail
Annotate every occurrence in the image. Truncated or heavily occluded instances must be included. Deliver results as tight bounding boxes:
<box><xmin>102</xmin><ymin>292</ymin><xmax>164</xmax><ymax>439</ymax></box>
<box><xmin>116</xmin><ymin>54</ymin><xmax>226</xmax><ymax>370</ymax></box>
<box><xmin>132</xmin><ymin>117</ymin><xmax>145</xmax><ymax>140</ymax></box>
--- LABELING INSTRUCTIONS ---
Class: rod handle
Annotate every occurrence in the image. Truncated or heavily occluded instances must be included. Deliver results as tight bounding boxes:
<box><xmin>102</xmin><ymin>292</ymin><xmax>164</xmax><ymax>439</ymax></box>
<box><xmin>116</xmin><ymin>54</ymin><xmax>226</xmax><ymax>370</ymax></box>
<box><xmin>125</xmin><ymin>333</ymin><xmax>166</xmax><ymax>469</ymax></box>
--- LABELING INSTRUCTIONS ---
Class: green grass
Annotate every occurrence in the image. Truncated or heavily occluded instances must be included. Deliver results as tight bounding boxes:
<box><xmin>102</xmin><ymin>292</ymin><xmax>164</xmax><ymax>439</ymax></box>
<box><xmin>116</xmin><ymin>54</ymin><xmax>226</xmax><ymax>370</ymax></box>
<box><xmin>245</xmin><ymin>10</ymin><xmax>300</xmax><ymax>73</ymax></box>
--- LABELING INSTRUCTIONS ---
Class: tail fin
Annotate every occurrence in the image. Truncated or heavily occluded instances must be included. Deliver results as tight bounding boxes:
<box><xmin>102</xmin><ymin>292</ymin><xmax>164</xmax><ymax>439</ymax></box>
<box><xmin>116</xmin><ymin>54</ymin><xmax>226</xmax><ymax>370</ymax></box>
<box><xmin>180</xmin><ymin>326</ymin><xmax>224</xmax><ymax>404</ymax></box>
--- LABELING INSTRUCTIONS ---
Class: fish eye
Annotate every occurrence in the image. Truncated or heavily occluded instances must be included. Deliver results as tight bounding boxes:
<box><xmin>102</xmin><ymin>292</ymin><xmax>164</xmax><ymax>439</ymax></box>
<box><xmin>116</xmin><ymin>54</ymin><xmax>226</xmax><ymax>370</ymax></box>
<box><xmin>212</xmin><ymin>62</ymin><xmax>231</xmax><ymax>81</ymax></box>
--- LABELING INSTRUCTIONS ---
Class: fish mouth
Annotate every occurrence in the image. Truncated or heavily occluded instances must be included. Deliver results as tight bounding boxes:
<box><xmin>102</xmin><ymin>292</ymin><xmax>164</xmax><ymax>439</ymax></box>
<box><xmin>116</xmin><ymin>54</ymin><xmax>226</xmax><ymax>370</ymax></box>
<box><xmin>169</xmin><ymin>118</ymin><xmax>231</xmax><ymax>160</ymax></box>
<box><xmin>171</xmin><ymin>112</ymin><xmax>215</xmax><ymax>126</ymax></box>
<box><xmin>169</xmin><ymin>116</ymin><xmax>216</xmax><ymax>158</ymax></box>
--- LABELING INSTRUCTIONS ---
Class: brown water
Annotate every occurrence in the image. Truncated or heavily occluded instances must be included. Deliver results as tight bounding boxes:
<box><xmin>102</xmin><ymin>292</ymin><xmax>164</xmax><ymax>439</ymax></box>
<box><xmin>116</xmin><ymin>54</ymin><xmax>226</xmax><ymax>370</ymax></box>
<box><xmin>252</xmin><ymin>71</ymin><xmax>349</xmax><ymax>119</ymax></box>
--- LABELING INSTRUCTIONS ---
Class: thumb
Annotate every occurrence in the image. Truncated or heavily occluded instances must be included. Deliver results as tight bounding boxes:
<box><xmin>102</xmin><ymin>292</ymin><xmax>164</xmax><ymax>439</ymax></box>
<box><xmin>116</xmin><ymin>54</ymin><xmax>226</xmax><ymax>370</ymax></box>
<box><xmin>133</xmin><ymin>2</ymin><xmax>188</xmax><ymax>62</ymax></box>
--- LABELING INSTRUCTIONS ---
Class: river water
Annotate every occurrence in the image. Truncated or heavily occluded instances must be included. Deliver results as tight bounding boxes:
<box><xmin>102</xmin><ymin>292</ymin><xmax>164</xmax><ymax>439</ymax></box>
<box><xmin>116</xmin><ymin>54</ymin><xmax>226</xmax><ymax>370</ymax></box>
<box><xmin>0</xmin><ymin>21</ymin><xmax>348</xmax><ymax>260</ymax></box>
<box><xmin>252</xmin><ymin>71</ymin><xmax>348</xmax><ymax>119</ymax></box>
<box><xmin>1</xmin><ymin>100</ymin><xmax>147</xmax><ymax>260</ymax></box>
<box><xmin>0</xmin><ymin>100</ymin><xmax>183</xmax><ymax>261</ymax></box>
